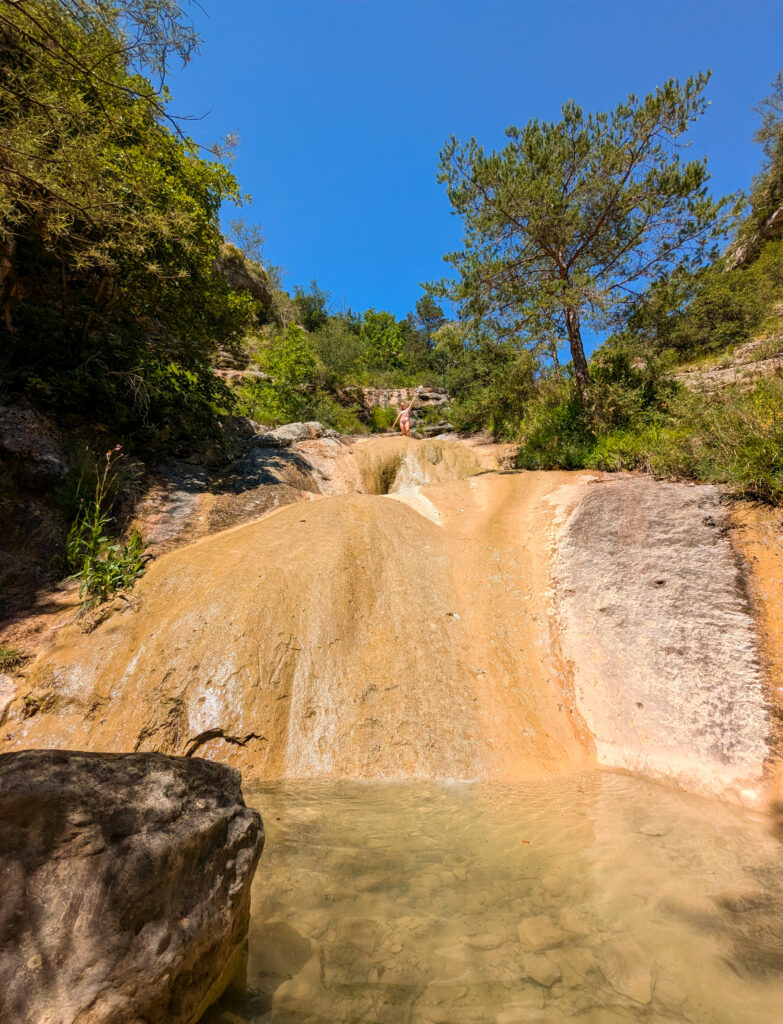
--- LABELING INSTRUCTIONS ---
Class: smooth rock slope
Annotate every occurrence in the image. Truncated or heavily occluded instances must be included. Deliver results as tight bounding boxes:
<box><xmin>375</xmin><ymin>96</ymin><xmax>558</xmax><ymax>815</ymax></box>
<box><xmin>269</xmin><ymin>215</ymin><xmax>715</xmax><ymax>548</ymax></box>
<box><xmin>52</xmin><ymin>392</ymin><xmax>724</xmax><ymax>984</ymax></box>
<box><xmin>1</xmin><ymin>438</ymin><xmax>779</xmax><ymax>802</ymax></box>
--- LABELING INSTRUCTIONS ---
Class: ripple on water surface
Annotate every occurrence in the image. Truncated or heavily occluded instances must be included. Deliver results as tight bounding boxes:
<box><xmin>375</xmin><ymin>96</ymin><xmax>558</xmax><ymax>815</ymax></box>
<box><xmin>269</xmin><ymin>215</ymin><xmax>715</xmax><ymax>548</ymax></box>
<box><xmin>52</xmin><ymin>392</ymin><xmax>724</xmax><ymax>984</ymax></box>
<box><xmin>203</xmin><ymin>771</ymin><xmax>783</xmax><ymax>1024</ymax></box>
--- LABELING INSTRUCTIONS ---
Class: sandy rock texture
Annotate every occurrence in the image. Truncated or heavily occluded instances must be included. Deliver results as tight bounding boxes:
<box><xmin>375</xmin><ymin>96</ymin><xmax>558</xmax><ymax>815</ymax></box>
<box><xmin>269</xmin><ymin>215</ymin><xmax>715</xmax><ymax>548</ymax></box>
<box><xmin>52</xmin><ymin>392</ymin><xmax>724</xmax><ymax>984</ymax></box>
<box><xmin>729</xmin><ymin>501</ymin><xmax>783</xmax><ymax>801</ymax></box>
<box><xmin>0</xmin><ymin>749</ymin><xmax>264</xmax><ymax>1024</ymax></box>
<box><xmin>1</xmin><ymin>435</ymin><xmax>779</xmax><ymax>804</ymax></box>
<box><xmin>552</xmin><ymin>477</ymin><xmax>771</xmax><ymax>802</ymax></box>
<box><xmin>1</xmin><ymin>461</ymin><xmax>593</xmax><ymax>783</ymax></box>
<box><xmin>133</xmin><ymin>434</ymin><xmax>481</xmax><ymax>559</ymax></box>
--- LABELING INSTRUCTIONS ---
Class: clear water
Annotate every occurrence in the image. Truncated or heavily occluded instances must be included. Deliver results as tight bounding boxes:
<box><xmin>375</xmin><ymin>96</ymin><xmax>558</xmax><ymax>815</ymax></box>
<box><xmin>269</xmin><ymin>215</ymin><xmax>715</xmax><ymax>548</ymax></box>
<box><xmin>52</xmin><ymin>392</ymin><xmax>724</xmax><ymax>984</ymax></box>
<box><xmin>205</xmin><ymin>771</ymin><xmax>783</xmax><ymax>1024</ymax></box>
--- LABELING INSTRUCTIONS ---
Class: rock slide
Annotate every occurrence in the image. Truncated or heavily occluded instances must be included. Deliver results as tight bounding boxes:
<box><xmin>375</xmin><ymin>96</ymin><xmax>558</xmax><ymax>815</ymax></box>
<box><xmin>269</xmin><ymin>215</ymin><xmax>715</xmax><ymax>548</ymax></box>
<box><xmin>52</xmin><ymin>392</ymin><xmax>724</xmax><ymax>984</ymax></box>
<box><xmin>1</xmin><ymin>436</ymin><xmax>780</xmax><ymax>803</ymax></box>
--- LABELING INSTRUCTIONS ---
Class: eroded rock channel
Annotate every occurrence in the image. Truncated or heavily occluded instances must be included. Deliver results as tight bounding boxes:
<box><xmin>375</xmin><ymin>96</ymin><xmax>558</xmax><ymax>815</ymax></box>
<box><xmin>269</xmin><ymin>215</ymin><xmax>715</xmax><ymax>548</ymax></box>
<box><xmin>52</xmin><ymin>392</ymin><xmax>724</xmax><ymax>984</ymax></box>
<box><xmin>2</xmin><ymin>436</ymin><xmax>780</xmax><ymax>802</ymax></box>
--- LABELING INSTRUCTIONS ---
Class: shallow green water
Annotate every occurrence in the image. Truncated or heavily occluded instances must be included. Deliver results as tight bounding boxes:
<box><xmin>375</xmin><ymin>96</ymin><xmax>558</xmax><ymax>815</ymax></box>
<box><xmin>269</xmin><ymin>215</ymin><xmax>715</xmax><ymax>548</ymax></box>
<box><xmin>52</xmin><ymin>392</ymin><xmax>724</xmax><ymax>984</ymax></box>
<box><xmin>205</xmin><ymin>772</ymin><xmax>783</xmax><ymax>1024</ymax></box>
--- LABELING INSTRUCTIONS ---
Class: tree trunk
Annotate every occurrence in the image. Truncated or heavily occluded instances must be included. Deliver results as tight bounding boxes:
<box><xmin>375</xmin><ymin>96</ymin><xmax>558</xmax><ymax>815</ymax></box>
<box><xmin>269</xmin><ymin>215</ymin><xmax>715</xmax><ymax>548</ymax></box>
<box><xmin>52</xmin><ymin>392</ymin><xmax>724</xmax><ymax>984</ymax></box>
<box><xmin>564</xmin><ymin>306</ymin><xmax>590</xmax><ymax>403</ymax></box>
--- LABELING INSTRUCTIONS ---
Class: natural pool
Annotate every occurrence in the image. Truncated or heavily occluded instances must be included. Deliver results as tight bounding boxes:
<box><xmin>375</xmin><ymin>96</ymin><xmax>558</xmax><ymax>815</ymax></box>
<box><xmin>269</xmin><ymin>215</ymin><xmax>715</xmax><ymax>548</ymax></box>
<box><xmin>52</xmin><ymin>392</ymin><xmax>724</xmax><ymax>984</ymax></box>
<box><xmin>204</xmin><ymin>772</ymin><xmax>783</xmax><ymax>1024</ymax></box>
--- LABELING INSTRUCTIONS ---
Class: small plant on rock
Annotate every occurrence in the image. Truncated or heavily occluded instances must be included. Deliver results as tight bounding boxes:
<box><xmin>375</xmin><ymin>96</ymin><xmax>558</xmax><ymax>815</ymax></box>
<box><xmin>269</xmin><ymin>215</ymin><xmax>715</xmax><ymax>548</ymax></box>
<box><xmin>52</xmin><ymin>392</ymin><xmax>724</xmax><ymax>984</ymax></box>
<box><xmin>0</xmin><ymin>646</ymin><xmax>28</xmax><ymax>672</ymax></box>
<box><xmin>65</xmin><ymin>446</ymin><xmax>150</xmax><ymax>605</ymax></box>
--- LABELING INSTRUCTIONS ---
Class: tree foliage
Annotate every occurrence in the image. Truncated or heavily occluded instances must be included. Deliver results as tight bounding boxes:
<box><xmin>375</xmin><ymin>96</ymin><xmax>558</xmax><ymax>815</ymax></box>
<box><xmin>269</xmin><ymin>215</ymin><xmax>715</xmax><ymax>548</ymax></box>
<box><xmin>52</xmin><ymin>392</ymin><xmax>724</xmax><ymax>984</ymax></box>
<box><xmin>360</xmin><ymin>309</ymin><xmax>405</xmax><ymax>370</ymax></box>
<box><xmin>435</xmin><ymin>74</ymin><xmax>738</xmax><ymax>401</ymax></box>
<box><xmin>414</xmin><ymin>294</ymin><xmax>446</xmax><ymax>347</ymax></box>
<box><xmin>734</xmin><ymin>70</ymin><xmax>783</xmax><ymax>256</ymax></box>
<box><xmin>0</xmin><ymin>0</ymin><xmax>257</xmax><ymax>440</ymax></box>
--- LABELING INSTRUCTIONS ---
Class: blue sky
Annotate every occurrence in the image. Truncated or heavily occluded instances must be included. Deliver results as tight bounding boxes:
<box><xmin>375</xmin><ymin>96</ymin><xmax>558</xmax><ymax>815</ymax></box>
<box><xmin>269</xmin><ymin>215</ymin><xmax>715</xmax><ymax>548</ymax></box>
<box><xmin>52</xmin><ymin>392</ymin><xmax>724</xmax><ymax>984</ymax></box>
<box><xmin>168</xmin><ymin>0</ymin><xmax>783</xmax><ymax>321</ymax></box>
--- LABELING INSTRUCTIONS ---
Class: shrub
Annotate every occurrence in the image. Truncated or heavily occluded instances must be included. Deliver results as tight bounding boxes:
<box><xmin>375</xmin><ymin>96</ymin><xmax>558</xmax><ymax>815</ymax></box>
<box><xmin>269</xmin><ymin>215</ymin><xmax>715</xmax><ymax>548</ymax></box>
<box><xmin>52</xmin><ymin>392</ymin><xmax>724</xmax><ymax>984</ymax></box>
<box><xmin>516</xmin><ymin>365</ymin><xmax>783</xmax><ymax>503</ymax></box>
<box><xmin>65</xmin><ymin>447</ymin><xmax>151</xmax><ymax>605</ymax></box>
<box><xmin>369</xmin><ymin>406</ymin><xmax>399</xmax><ymax>432</ymax></box>
<box><xmin>516</xmin><ymin>379</ymin><xmax>595</xmax><ymax>469</ymax></box>
<box><xmin>0</xmin><ymin>647</ymin><xmax>28</xmax><ymax>672</ymax></box>
<box><xmin>621</xmin><ymin>240</ymin><xmax>783</xmax><ymax>361</ymax></box>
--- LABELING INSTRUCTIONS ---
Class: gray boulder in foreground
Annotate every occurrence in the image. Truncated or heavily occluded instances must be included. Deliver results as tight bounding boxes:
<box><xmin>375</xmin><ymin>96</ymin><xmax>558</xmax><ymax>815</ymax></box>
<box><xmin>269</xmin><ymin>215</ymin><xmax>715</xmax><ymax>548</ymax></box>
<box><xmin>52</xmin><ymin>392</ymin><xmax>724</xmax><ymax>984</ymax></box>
<box><xmin>0</xmin><ymin>749</ymin><xmax>264</xmax><ymax>1024</ymax></box>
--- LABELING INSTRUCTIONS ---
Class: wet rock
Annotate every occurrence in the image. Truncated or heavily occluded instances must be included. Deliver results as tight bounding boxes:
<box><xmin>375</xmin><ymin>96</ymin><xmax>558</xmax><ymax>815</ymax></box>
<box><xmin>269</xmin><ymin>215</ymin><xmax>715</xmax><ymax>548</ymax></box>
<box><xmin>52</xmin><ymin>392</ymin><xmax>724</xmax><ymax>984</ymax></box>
<box><xmin>269</xmin><ymin>949</ymin><xmax>324</xmax><ymax>1018</ymax></box>
<box><xmin>522</xmin><ymin>952</ymin><xmax>562</xmax><ymax>987</ymax></box>
<box><xmin>559</xmin><ymin>907</ymin><xmax>591</xmax><ymax>935</ymax></box>
<box><xmin>594</xmin><ymin>938</ymin><xmax>654</xmax><ymax>1004</ymax></box>
<box><xmin>516</xmin><ymin>914</ymin><xmax>564</xmax><ymax>952</ymax></box>
<box><xmin>654</xmin><ymin>973</ymin><xmax>688</xmax><ymax>1007</ymax></box>
<box><xmin>248</xmin><ymin>920</ymin><xmax>312</xmax><ymax>1002</ymax></box>
<box><xmin>0</xmin><ymin>749</ymin><xmax>264</xmax><ymax>1024</ymax></box>
<box><xmin>466</xmin><ymin>933</ymin><xmax>506</xmax><ymax>950</ymax></box>
<box><xmin>557</xmin><ymin>947</ymin><xmax>602</xmax><ymax>989</ymax></box>
<box><xmin>494</xmin><ymin>989</ymin><xmax>546</xmax><ymax>1020</ymax></box>
<box><xmin>541</xmin><ymin>869</ymin><xmax>568</xmax><ymax>896</ymax></box>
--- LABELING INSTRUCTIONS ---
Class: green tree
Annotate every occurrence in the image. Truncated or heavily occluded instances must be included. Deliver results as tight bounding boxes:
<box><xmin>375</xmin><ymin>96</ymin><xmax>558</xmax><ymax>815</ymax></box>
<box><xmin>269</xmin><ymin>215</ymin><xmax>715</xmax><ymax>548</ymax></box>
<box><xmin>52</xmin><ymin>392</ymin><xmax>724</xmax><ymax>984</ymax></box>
<box><xmin>293</xmin><ymin>279</ymin><xmax>331</xmax><ymax>333</ymax></box>
<box><xmin>0</xmin><ymin>0</ymin><xmax>257</xmax><ymax>437</ymax></box>
<box><xmin>735</xmin><ymin>70</ymin><xmax>783</xmax><ymax>257</ymax></box>
<box><xmin>435</xmin><ymin>74</ymin><xmax>737</xmax><ymax>403</ymax></box>
<box><xmin>240</xmin><ymin>323</ymin><xmax>318</xmax><ymax>423</ymax></box>
<box><xmin>360</xmin><ymin>309</ymin><xmax>404</xmax><ymax>370</ymax></box>
<box><xmin>414</xmin><ymin>294</ymin><xmax>446</xmax><ymax>347</ymax></box>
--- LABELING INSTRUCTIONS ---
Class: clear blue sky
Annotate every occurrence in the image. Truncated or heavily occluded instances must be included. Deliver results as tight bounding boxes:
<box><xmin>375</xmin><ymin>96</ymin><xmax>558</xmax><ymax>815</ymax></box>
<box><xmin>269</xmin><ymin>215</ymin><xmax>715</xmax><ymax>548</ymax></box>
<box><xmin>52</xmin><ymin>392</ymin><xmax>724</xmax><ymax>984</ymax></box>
<box><xmin>168</xmin><ymin>0</ymin><xmax>783</xmax><ymax>321</ymax></box>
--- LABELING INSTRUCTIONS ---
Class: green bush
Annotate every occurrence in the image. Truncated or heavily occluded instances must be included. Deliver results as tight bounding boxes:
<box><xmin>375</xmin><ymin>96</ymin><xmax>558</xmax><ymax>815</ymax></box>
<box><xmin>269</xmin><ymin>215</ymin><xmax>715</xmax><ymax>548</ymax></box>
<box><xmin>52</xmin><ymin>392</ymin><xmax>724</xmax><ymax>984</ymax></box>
<box><xmin>621</xmin><ymin>240</ymin><xmax>783</xmax><ymax>361</ymax></box>
<box><xmin>445</xmin><ymin>343</ymin><xmax>537</xmax><ymax>438</ymax></box>
<box><xmin>369</xmin><ymin>406</ymin><xmax>399</xmax><ymax>432</ymax></box>
<box><xmin>516</xmin><ymin>365</ymin><xmax>783</xmax><ymax>503</ymax></box>
<box><xmin>65</xmin><ymin>447</ymin><xmax>151</xmax><ymax>605</ymax></box>
<box><xmin>516</xmin><ymin>379</ymin><xmax>595</xmax><ymax>469</ymax></box>
<box><xmin>0</xmin><ymin>647</ymin><xmax>28</xmax><ymax>672</ymax></box>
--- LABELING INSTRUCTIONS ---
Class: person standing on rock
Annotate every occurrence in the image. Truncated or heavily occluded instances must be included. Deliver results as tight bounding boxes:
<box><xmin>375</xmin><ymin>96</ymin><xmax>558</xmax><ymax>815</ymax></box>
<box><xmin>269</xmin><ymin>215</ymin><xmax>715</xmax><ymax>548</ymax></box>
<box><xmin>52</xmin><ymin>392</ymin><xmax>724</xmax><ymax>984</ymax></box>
<box><xmin>393</xmin><ymin>395</ymin><xmax>416</xmax><ymax>437</ymax></box>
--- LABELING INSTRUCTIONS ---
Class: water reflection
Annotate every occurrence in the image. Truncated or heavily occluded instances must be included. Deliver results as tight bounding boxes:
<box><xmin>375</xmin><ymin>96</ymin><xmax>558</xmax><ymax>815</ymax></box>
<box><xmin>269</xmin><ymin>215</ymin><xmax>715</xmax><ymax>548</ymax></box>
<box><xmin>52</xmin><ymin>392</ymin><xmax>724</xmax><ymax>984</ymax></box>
<box><xmin>203</xmin><ymin>772</ymin><xmax>783</xmax><ymax>1023</ymax></box>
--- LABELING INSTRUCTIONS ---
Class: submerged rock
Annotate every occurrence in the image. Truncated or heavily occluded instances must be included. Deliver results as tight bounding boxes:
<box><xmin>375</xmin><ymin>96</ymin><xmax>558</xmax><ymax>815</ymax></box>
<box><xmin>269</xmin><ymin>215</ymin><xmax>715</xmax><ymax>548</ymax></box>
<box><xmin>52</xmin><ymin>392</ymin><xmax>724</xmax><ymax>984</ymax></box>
<box><xmin>0</xmin><ymin>749</ymin><xmax>264</xmax><ymax>1024</ymax></box>
<box><xmin>516</xmin><ymin>914</ymin><xmax>564</xmax><ymax>953</ymax></box>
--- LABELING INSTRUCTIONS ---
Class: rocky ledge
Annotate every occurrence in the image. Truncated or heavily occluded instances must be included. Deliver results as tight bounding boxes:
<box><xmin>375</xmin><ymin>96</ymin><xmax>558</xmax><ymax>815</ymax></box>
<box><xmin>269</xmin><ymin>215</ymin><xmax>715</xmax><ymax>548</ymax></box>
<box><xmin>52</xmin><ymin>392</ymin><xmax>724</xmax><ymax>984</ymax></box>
<box><xmin>0</xmin><ymin>749</ymin><xmax>264</xmax><ymax>1024</ymax></box>
<box><xmin>361</xmin><ymin>385</ymin><xmax>449</xmax><ymax>411</ymax></box>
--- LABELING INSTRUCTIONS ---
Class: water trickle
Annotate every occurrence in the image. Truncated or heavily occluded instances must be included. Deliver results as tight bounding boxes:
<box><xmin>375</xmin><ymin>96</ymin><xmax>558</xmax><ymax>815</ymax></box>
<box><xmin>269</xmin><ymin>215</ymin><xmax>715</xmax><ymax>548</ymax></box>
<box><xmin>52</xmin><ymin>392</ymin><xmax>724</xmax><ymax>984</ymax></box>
<box><xmin>203</xmin><ymin>772</ymin><xmax>783</xmax><ymax>1024</ymax></box>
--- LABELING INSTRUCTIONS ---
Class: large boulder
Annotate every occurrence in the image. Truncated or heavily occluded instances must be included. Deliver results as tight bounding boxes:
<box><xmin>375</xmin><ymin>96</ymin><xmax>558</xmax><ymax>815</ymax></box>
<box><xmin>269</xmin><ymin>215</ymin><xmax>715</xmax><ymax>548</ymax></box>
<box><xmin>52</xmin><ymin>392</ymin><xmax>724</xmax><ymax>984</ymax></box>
<box><xmin>0</xmin><ymin>749</ymin><xmax>264</xmax><ymax>1024</ymax></box>
<box><xmin>252</xmin><ymin>421</ymin><xmax>339</xmax><ymax>448</ymax></box>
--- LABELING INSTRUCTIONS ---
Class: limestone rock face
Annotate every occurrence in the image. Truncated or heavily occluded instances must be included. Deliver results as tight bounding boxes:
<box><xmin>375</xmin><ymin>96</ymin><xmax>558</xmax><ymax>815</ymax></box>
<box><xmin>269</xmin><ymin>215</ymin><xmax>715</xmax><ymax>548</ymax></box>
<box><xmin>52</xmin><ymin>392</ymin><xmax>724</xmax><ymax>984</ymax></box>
<box><xmin>0</xmin><ymin>403</ymin><xmax>67</xmax><ymax>488</ymax></box>
<box><xmin>360</xmin><ymin>386</ymin><xmax>449</xmax><ymax>412</ymax></box>
<box><xmin>0</xmin><ymin>749</ymin><xmax>264</xmax><ymax>1024</ymax></box>
<box><xmin>553</xmin><ymin>477</ymin><xmax>770</xmax><ymax>802</ymax></box>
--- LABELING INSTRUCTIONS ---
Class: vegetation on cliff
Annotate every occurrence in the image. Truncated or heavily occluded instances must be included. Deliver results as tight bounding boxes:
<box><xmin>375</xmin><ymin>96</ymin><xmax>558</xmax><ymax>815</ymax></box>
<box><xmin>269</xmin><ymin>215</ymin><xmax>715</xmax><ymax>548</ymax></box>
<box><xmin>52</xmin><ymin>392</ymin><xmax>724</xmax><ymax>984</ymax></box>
<box><xmin>1</xmin><ymin>3</ymin><xmax>781</xmax><ymax>509</ymax></box>
<box><xmin>434</xmin><ymin>73</ymin><xmax>783</xmax><ymax>503</ymax></box>
<box><xmin>0</xmin><ymin>0</ymin><xmax>263</xmax><ymax>446</ymax></box>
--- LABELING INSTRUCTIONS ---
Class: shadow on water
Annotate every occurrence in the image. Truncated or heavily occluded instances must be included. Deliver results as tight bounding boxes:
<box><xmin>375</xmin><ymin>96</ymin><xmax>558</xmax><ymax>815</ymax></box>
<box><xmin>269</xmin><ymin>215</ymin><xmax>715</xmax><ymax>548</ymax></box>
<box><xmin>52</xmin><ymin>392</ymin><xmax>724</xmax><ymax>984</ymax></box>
<box><xmin>202</xmin><ymin>772</ymin><xmax>783</xmax><ymax>1024</ymax></box>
